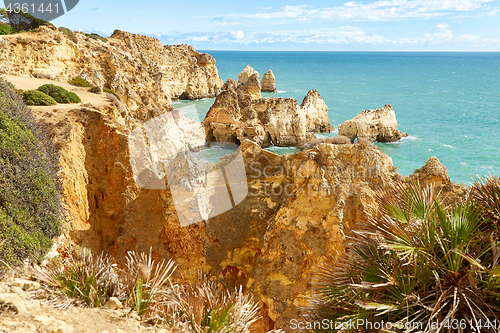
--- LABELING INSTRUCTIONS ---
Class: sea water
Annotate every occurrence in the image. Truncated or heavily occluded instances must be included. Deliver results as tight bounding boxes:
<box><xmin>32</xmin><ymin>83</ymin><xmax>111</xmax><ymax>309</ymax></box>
<box><xmin>174</xmin><ymin>51</ymin><xmax>500</xmax><ymax>184</ymax></box>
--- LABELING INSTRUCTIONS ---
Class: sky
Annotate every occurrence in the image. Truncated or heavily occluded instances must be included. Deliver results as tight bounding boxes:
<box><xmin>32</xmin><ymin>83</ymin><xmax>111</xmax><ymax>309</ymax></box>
<box><xmin>51</xmin><ymin>0</ymin><xmax>500</xmax><ymax>51</ymax></box>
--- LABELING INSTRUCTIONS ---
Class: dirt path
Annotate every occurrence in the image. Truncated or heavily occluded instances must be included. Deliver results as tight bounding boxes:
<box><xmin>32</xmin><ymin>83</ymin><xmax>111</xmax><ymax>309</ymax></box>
<box><xmin>2</xmin><ymin>74</ymin><xmax>112</xmax><ymax>111</ymax></box>
<box><xmin>0</xmin><ymin>278</ymin><xmax>170</xmax><ymax>333</ymax></box>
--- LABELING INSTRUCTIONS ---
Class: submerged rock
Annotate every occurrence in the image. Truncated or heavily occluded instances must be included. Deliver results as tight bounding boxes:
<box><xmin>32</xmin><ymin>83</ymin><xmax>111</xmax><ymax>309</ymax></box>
<box><xmin>261</xmin><ymin>69</ymin><xmax>277</xmax><ymax>93</ymax></box>
<box><xmin>203</xmin><ymin>79</ymin><xmax>334</xmax><ymax>147</ymax></box>
<box><xmin>338</xmin><ymin>104</ymin><xmax>408</xmax><ymax>143</ymax></box>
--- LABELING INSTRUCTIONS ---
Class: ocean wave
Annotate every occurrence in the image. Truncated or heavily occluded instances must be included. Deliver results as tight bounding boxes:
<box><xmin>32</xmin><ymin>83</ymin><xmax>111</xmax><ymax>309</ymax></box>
<box><xmin>276</xmin><ymin>90</ymin><xmax>287</xmax><ymax>93</ymax></box>
<box><xmin>442</xmin><ymin>144</ymin><xmax>454</xmax><ymax>148</ymax></box>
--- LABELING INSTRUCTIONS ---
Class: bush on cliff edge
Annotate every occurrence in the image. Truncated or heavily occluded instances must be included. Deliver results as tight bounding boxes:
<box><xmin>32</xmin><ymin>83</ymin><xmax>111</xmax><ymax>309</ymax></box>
<box><xmin>37</xmin><ymin>84</ymin><xmax>81</xmax><ymax>103</ymax></box>
<box><xmin>0</xmin><ymin>78</ymin><xmax>62</xmax><ymax>271</ymax></box>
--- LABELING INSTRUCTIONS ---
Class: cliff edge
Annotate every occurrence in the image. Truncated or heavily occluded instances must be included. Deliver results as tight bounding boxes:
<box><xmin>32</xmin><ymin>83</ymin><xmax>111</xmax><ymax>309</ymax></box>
<box><xmin>0</xmin><ymin>26</ymin><xmax>223</xmax><ymax>120</ymax></box>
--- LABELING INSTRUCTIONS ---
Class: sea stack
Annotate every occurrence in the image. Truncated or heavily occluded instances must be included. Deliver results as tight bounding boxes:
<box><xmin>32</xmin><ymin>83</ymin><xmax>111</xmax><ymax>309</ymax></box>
<box><xmin>261</xmin><ymin>69</ymin><xmax>277</xmax><ymax>93</ymax></box>
<box><xmin>203</xmin><ymin>79</ymin><xmax>334</xmax><ymax>147</ymax></box>
<box><xmin>338</xmin><ymin>104</ymin><xmax>408</xmax><ymax>143</ymax></box>
<box><xmin>238</xmin><ymin>65</ymin><xmax>262</xmax><ymax>99</ymax></box>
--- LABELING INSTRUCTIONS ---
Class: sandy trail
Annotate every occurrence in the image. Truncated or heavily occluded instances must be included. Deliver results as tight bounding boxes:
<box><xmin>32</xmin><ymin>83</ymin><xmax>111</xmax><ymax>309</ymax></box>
<box><xmin>2</xmin><ymin>74</ymin><xmax>112</xmax><ymax>111</ymax></box>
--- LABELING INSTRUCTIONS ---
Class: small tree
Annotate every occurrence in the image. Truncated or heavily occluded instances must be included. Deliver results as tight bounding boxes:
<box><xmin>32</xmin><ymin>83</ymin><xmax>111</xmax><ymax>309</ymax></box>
<box><xmin>0</xmin><ymin>8</ymin><xmax>52</xmax><ymax>32</ymax></box>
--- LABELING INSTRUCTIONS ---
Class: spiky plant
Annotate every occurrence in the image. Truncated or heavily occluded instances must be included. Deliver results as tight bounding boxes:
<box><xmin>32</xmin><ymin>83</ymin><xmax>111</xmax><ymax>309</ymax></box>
<box><xmin>307</xmin><ymin>181</ymin><xmax>500</xmax><ymax>332</ymax></box>
<box><xmin>122</xmin><ymin>248</ymin><xmax>176</xmax><ymax>317</ymax></box>
<box><xmin>35</xmin><ymin>248</ymin><xmax>123</xmax><ymax>307</ymax></box>
<box><xmin>160</xmin><ymin>279</ymin><xmax>261</xmax><ymax>333</ymax></box>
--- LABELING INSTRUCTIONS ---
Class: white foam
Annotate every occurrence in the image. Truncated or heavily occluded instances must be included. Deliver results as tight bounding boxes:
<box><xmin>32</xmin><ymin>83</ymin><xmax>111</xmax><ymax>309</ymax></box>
<box><xmin>276</xmin><ymin>90</ymin><xmax>287</xmax><ymax>93</ymax></box>
<box><xmin>443</xmin><ymin>144</ymin><xmax>453</xmax><ymax>148</ymax></box>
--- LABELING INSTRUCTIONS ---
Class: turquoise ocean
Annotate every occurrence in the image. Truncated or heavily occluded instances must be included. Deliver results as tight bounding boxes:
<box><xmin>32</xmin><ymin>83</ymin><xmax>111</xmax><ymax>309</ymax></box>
<box><xmin>174</xmin><ymin>52</ymin><xmax>500</xmax><ymax>184</ymax></box>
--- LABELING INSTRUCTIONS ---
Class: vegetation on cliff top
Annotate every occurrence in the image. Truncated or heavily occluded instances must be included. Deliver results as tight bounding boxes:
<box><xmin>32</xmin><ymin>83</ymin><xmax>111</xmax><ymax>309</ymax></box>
<box><xmin>308</xmin><ymin>179</ymin><xmax>500</xmax><ymax>332</ymax></box>
<box><xmin>0</xmin><ymin>78</ymin><xmax>62</xmax><ymax>271</ymax></box>
<box><xmin>37</xmin><ymin>84</ymin><xmax>81</xmax><ymax>104</ymax></box>
<box><xmin>37</xmin><ymin>248</ymin><xmax>262</xmax><ymax>332</ymax></box>
<box><xmin>22</xmin><ymin>90</ymin><xmax>57</xmax><ymax>106</ymax></box>
<box><xmin>0</xmin><ymin>8</ymin><xmax>52</xmax><ymax>34</ymax></box>
<box><xmin>58</xmin><ymin>27</ymin><xmax>77</xmax><ymax>44</ymax></box>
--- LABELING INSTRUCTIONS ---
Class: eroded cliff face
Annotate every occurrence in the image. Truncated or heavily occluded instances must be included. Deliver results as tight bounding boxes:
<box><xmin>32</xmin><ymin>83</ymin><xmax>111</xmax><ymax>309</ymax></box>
<box><xmin>203</xmin><ymin>79</ymin><xmax>334</xmax><ymax>147</ymax></box>
<box><xmin>4</xmin><ymin>32</ymin><xmax>464</xmax><ymax>331</ymax></box>
<box><xmin>0</xmin><ymin>26</ymin><xmax>223</xmax><ymax>119</ymax></box>
<box><xmin>35</xmin><ymin>100</ymin><xmax>402</xmax><ymax>330</ymax></box>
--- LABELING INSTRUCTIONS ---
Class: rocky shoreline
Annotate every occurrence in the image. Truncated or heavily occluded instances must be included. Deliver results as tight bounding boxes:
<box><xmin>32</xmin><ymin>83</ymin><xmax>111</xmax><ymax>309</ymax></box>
<box><xmin>0</xmin><ymin>28</ymin><xmax>467</xmax><ymax>332</ymax></box>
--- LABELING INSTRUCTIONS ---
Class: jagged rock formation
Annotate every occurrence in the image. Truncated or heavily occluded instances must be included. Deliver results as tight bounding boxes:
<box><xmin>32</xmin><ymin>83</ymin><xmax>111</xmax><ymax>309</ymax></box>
<box><xmin>203</xmin><ymin>79</ymin><xmax>334</xmax><ymax>147</ymax></box>
<box><xmin>410</xmin><ymin>156</ymin><xmax>451</xmax><ymax>186</ymax></box>
<box><xmin>261</xmin><ymin>69</ymin><xmax>277</xmax><ymax>93</ymax></box>
<box><xmin>238</xmin><ymin>65</ymin><xmax>262</xmax><ymax>99</ymax></box>
<box><xmin>338</xmin><ymin>104</ymin><xmax>408</xmax><ymax>143</ymax></box>
<box><xmin>0</xmin><ymin>26</ymin><xmax>223</xmax><ymax>120</ymax></box>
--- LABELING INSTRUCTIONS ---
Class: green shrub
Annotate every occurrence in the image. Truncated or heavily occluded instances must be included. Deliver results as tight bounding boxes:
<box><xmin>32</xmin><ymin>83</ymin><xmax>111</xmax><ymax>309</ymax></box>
<box><xmin>0</xmin><ymin>22</ymin><xmax>13</xmax><ymax>35</ymax></box>
<box><xmin>308</xmin><ymin>181</ymin><xmax>500</xmax><ymax>332</ymax></box>
<box><xmin>58</xmin><ymin>27</ymin><xmax>77</xmax><ymax>44</ymax></box>
<box><xmin>37</xmin><ymin>84</ymin><xmax>81</xmax><ymax>103</ymax></box>
<box><xmin>112</xmin><ymin>29</ymin><xmax>121</xmax><ymax>35</ymax></box>
<box><xmin>0</xmin><ymin>78</ymin><xmax>61</xmax><ymax>270</ymax></box>
<box><xmin>103</xmin><ymin>88</ymin><xmax>120</xmax><ymax>100</ymax></box>
<box><xmin>83</xmin><ymin>32</ymin><xmax>108</xmax><ymax>43</ymax></box>
<box><xmin>69</xmin><ymin>76</ymin><xmax>92</xmax><ymax>88</ymax></box>
<box><xmin>89</xmin><ymin>86</ymin><xmax>101</xmax><ymax>94</ymax></box>
<box><xmin>22</xmin><ymin>90</ymin><xmax>57</xmax><ymax>106</ymax></box>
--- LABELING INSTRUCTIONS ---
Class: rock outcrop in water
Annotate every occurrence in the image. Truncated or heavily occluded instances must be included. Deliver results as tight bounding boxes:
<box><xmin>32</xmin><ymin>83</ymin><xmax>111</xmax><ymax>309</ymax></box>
<box><xmin>0</xmin><ymin>26</ymin><xmax>223</xmax><ymax>120</ymax></box>
<box><xmin>203</xmin><ymin>79</ymin><xmax>334</xmax><ymax>147</ymax></box>
<box><xmin>338</xmin><ymin>104</ymin><xmax>408</xmax><ymax>143</ymax></box>
<box><xmin>238</xmin><ymin>65</ymin><xmax>262</xmax><ymax>99</ymax></box>
<box><xmin>261</xmin><ymin>69</ymin><xmax>277</xmax><ymax>93</ymax></box>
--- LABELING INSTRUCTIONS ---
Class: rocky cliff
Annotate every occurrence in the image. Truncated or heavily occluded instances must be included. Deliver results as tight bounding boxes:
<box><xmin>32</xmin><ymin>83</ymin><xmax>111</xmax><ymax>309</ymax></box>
<box><xmin>19</xmin><ymin>93</ymin><xmax>464</xmax><ymax>330</ymax></box>
<box><xmin>1</xmin><ymin>30</ymin><xmax>464</xmax><ymax>331</ymax></box>
<box><xmin>0</xmin><ymin>26</ymin><xmax>223</xmax><ymax>120</ymax></box>
<box><xmin>203</xmin><ymin>79</ymin><xmax>334</xmax><ymax>147</ymax></box>
<box><xmin>338</xmin><ymin>104</ymin><xmax>408</xmax><ymax>143</ymax></box>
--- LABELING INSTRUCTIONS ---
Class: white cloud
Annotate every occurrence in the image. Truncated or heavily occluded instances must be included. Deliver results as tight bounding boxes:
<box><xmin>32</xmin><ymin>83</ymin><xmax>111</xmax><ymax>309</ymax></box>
<box><xmin>458</xmin><ymin>34</ymin><xmax>480</xmax><ymax>41</ymax></box>
<box><xmin>231</xmin><ymin>30</ymin><xmax>245</xmax><ymax>40</ymax></box>
<box><xmin>155</xmin><ymin>24</ymin><xmax>500</xmax><ymax>51</ymax></box>
<box><xmin>222</xmin><ymin>0</ymin><xmax>494</xmax><ymax>22</ymax></box>
<box><xmin>436</xmin><ymin>23</ymin><xmax>450</xmax><ymax>30</ymax></box>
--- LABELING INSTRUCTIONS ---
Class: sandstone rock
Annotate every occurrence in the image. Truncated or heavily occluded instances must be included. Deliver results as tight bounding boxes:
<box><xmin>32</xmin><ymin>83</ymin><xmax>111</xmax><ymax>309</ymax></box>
<box><xmin>10</xmin><ymin>286</ymin><xmax>23</xmax><ymax>295</ymax></box>
<box><xmin>238</xmin><ymin>65</ymin><xmax>259</xmax><ymax>87</ymax></box>
<box><xmin>0</xmin><ymin>293</ymin><xmax>27</xmax><ymax>315</ymax></box>
<box><xmin>0</xmin><ymin>27</ymin><xmax>223</xmax><ymax>120</ymax></box>
<box><xmin>300</xmin><ymin>89</ymin><xmax>334</xmax><ymax>133</ymax></box>
<box><xmin>338</xmin><ymin>104</ymin><xmax>408</xmax><ymax>143</ymax></box>
<box><xmin>246</xmin><ymin>73</ymin><xmax>262</xmax><ymax>99</ymax></box>
<box><xmin>203</xmin><ymin>79</ymin><xmax>333</xmax><ymax>147</ymax></box>
<box><xmin>261</xmin><ymin>69</ymin><xmax>277</xmax><ymax>93</ymax></box>
<box><xmin>410</xmin><ymin>156</ymin><xmax>450</xmax><ymax>187</ymax></box>
<box><xmin>104</xmin><ymin>297</ymin><xmax>123</xmax><ymax>310</ymax></box>
<box><xmin>238</xmin><ymin>65</ymin><xmax>262</xmax><ymax>99</ymax></box>
<box><xmin>13</xmin><ymin>278</ymin><xmax>41</xmax><ymax>291</ymax></box>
